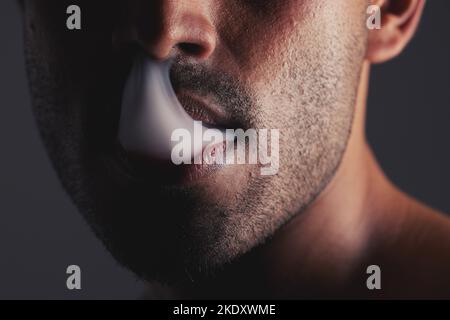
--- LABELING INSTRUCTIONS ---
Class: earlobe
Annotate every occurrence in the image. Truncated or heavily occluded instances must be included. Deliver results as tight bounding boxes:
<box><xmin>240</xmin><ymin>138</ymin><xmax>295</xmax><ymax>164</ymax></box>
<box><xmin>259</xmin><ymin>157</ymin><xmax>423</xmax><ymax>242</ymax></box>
<box><xmin>366</xmin><ymin>0</ymin><xmax>426</xmax><ymax>64</ymax></box>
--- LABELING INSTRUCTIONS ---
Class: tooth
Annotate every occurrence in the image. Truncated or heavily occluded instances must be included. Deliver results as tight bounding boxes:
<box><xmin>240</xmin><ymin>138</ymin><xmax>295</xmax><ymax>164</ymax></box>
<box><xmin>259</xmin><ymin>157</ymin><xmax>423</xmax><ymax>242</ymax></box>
<box><xmin>118</xmin><ymin>55</ymin><xmax>223</xmax><ymax>160</ymax></box>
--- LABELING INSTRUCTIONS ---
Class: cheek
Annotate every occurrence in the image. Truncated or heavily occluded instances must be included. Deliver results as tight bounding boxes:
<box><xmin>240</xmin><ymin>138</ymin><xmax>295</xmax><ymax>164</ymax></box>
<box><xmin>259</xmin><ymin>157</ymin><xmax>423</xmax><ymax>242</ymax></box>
<box><xmin>217</xmin><ymin>0</ymin><xmax>366</xmax><ymax>83</ymax></box>
<box><xmin>218</xmin><ymin>0</ymin><xmax>366</xmax><ymax>123</ymax></box>
<box><xmin>26</xmin><ymin>3</ymin><xmax>119</xmax><ymax>135</ymax></box>
<box><xmin>217</xmin><ymin>0</ymin><xmax>323</xmax><ymax>82</ymax></box>
<box><xmin>25</xmin><ymin>1</ymin><xmax>109</xmax><ymax>70</ymax></box>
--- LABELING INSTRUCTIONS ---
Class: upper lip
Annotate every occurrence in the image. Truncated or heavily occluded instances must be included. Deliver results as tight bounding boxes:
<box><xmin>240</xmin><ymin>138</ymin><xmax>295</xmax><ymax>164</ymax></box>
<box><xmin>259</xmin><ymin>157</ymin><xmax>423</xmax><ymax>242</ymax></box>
<box><xmin>176</xmin><ymin>90</ymin><xmax>231</xmax><ymax>129</ymax></box>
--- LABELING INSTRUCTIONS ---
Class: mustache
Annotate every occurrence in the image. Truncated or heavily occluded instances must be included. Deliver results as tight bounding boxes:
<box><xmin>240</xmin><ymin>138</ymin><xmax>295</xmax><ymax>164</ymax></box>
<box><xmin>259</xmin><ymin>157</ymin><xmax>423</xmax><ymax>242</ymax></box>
<box><xmin>169</xmin><ymin>61</ymin><xmax>255</xmax><ymax>125</ymax></box>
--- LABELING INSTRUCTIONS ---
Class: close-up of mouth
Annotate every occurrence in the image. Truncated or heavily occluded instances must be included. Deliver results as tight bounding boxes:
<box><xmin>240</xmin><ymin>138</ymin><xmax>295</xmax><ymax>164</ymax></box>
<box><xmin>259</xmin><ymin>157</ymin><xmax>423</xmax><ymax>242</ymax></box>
<box><xmin>106</xmin><ymin>50</ymin><xmax>247</xmax><ymax>186</ymax></box>
<box><xmin>108</xmin><ymin>74</ymin><xmax>232</xmax><ymax>185</ymax></box>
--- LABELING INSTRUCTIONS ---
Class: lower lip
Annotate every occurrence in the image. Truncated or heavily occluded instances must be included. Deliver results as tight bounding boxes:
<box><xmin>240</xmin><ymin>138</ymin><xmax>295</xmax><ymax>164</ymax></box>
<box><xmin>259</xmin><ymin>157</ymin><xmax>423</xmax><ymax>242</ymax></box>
<box><xmin>114</xmin><ymin>140</ymin><xmax>228</xmax><ymax>186</ymax></box>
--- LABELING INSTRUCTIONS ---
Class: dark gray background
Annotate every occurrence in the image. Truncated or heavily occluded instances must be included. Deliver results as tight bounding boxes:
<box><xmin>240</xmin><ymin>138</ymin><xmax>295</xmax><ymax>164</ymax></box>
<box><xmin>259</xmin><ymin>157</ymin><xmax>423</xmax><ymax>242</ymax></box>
<box><xmin>1</xmin><ymin>1</ymin><xmax>449</xmax><ymax>299</ymax></box>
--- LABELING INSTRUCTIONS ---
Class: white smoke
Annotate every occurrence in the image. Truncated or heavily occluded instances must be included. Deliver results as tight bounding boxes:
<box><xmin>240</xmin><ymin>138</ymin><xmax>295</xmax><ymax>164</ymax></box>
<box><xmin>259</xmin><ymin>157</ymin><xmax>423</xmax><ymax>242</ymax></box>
<box><xmin>118</xmin><ymin>55</ymin><xmax>223</xmax><ymax>160</ymax></box>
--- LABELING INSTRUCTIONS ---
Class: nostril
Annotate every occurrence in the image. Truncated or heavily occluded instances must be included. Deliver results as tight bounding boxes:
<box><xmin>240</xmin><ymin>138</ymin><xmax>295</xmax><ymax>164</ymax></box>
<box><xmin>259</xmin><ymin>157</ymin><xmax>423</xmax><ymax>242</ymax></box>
<box><xmin>178</xmin><ymin>42</ymin><xmax>205</xmax><ymax>56</ymax></box>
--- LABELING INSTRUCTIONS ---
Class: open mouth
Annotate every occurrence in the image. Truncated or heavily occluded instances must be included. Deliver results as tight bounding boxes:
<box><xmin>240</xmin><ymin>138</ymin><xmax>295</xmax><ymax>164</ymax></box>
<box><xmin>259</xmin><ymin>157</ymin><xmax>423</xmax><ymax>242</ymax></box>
<box><xmin>112</xmin><ymin>57</ymin><xmax>234</xmax><ymax>185</ymax></box>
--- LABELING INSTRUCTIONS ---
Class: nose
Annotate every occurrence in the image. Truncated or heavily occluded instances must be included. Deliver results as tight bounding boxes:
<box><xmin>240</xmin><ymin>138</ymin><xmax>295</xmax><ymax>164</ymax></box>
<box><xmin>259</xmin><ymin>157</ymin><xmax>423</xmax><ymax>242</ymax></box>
<box><xmin>124</xmin><ymin>0</ymin><xmax>217</xmax><ymax>61</ymax></box>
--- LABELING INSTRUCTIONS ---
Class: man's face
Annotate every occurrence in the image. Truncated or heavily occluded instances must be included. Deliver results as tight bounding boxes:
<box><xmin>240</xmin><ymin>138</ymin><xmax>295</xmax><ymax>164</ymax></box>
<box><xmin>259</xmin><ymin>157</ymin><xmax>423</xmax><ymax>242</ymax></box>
<box><xmin>24</xmin><ymin>0</ymin><xmax>368</xmax><ymax>283</ymax></box>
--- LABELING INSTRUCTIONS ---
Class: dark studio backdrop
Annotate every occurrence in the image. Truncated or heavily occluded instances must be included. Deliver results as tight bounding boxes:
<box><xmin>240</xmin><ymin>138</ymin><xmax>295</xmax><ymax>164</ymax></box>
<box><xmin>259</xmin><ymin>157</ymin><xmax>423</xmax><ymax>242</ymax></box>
<box><xmin>0</xmin><ymin>1</ymin><xmax>449</xmax><ymax>299</ymax></box>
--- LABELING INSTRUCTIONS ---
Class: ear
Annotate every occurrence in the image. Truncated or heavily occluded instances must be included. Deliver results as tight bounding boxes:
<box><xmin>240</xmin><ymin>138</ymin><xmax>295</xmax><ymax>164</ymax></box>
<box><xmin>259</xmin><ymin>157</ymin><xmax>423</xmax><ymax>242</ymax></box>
<box><xmin>366</xmin><ymin>0</ymin><xmax>426</xmax><ymax>64</ymax></box>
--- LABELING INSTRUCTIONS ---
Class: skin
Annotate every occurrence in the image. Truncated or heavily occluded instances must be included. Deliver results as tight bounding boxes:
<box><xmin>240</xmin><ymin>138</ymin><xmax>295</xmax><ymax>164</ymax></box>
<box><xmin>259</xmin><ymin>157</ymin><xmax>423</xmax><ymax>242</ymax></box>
<box><xmin>22</xmin><ymin>0</ymin><xmax>450</xmax><ymax>298</ymax></box>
